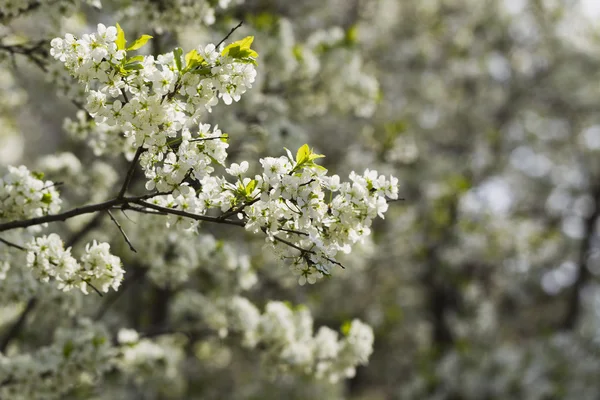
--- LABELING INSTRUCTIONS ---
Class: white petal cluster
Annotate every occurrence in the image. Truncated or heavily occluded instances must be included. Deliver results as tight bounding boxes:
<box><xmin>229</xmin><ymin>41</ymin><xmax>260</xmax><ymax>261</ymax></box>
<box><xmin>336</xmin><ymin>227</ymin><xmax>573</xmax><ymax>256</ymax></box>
<box><xmin>51</xmin><ymin>24</ymin><xmax>257</xmax><ymax>194</ymax></box>
<box><xmin>25</xmin><ymin>234</ymin><xmax>124</xmax><ymax>294</ymax></box>
<box><xmin>79</xmin><ymin>241</ymin><xmax>125</xmax><ymax>293</ymax></box>
<box><xmin>243</xmin><ymin>152</ymin><xmax>399</xmax><ymax>282</ymax></box>
<box><xmin>0</xmin><ymin>319</ymin><xmax>114</xmax><ymax>400</ymax></box>
<box><xmin>0</xmin><ymin>165</ymin><xmax>61</xmax><ymax>224</ymax></box>
<box><xmin>116</xmin><ymin>329</ymin><xmax>185</xmax><ymax>393</ymax></box>
<box><xmin>267</xmin><ymin>19</ymin><xmax>380</xmax><ymax>118</ymax></box>
<box><xmin>171</xmin><ymin>292</ymin><xmax>374</xmax><ymax>382</ymax></box>
<box><xmin>50</xmin><ymin>24</ymin><xmax>398</xmax><ymax>282</ymax></box>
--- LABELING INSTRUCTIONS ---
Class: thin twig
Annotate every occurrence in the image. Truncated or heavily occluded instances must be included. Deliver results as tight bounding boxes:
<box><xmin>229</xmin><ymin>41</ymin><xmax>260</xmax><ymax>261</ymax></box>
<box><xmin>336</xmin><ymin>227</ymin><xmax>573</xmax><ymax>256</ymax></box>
<box><xmin>133</xmin><ymin>200</ymin><xmax>245</xmax><ymax>227</ymax></box>
<box><xmin>107</xmin><ymin>210</ymin><xmax>137</xmax><ymax>253</ymax></box>
<box><xmin>264</xmin><ymin>229</ymin><xmax>345</xmax><ymax>269</ymax></box>
<box><xmin>84</xmin><ymin>280</ymin><xmax>104</xmax><ymax>297</ymax></box>
<box><xmin>279</xmin><ymin>228</ymin><xmax>309</xmax><ymax>236</ymax></box>
<box><xmin>0</xmin><ymin>237</ymin><xmax>26</xmax><ymax>251</ymax></box>
<box><xmin>216</xmin><ymin>20</ymin><xmax>244</xmax><ymax>49</ymax></box>
<box><xmin>217</xmin><ymin>198</ymin><xmax>259</xmax><ymax>221</ymax></box>
<box><xmin>119</xmin><ymin>209</ymin><xmax>136</xmax><ymax>223</ymax></box>
<box><xmin>117</xmin><ymin>147</ymin><xmax>145</xmax><ymax>199</ymax></box>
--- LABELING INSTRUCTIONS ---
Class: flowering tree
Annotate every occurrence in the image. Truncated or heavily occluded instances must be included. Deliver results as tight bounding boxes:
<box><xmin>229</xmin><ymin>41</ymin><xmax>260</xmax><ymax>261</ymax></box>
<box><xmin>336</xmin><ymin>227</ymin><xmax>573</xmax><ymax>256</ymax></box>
<box><xmin>4</xmin><ymin>0</ymin><xmax>600</xmax><ymax>399</ymax></box>
<box><xmin>0</xmin><ymin>1</ymin><xmax>398</xmax><ymax>398</ymax></box>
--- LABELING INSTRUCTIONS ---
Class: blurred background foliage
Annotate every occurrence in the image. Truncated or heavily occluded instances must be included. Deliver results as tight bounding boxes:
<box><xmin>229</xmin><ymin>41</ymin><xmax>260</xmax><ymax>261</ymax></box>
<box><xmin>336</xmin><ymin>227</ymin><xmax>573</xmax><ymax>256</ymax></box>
<box><xmin>2</xmin><ymin>0</ymin><xmax>600</xmax><ymax>398</ymax></box>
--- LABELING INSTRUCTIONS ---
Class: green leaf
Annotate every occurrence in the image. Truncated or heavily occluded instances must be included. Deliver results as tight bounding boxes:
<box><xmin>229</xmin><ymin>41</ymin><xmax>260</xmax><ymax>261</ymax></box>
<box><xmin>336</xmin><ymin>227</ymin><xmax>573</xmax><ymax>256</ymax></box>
<box><xmin>245</xmin><ymin>179</ymin><xmax>257</xmax><ymax>196</ymax></box>
<box><xmin>341</xmin><ymin>321</ymin><xmax>352</xmax><ymax>336</ymax></box>
<box><xmin>190</xmin><ymin>66</ymin><xmax>212</xmax><ymax>76</ymax></box>
<box><xmin>41</xmin><ymin>193</ymin><xmax>53</xmax><ymax>204</ymax></box>
<box><xmin>221</xmin><ymin>36</ymin><xmax>259</xmax><ymax>59</ymax></box>
<box><xmin>123</xmin><ymin>62</ymin><xmax>143</xmax><ymax>71</ymax></box>
<box><xmin>308</xmin><ymin>152</ymin><xmax>325</xmax><ymax>162</ymax></box>
<box><xmin>126</xmin><ymin>55</ymin><xmax>144</xmax><ymax>63</ymax></box>
<box><xmin>116</xmin><ymin>23</ymin><xmax>126</xmax><ymax>50</ymax></box>
<box><xmin>173</xmin><ymin>47</ymin><xmax>183</xmax><ymax>71</ymax></box>
<box><xmin>220</xmin><ymin>133</ymin><xmax>229</xmax><ymax>143</ymax></box>
<box><xmin>296</xmin><ymin>144</ymin><xmax>310</xmax><ymax>165</ymax></box>
<box><xmin>184</xmin><ymin>49</ymin><xmax>205</xmax><ymax>71</ymax></box>
<box><xmin>32</xmin><ymin>171</ymin><xmax>44</xmax><ymax>180</ymax></box>
<box><xmin>127</xmin><ymin>34</ymin><xmax>153</xmax><ymax>51</ymax></box>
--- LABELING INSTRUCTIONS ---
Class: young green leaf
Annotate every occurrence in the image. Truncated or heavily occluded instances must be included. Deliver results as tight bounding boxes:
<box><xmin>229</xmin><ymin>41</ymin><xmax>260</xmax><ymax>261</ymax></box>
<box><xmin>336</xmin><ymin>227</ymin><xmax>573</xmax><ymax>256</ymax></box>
<box><xmin>116</xmin><ymin>23</ymin><xmax>126</xmax><ymax>50</ymax></box>
<box><xmin>245</xmin><ymin>180</ymin><xmax>257</xmax><ymax>196</ymax></box>
<box><xmin>341</xmin><ymin>321</ymin><xmax>352</xmax><ymax>336</ymax></box>
<box><xmin>184</xmin><ymin>49</ymin><xmax>205</xmax><ymax>71</ymax></box>
<box><xmin>221</xmin><ymin>36</ymin><xmax>259</xmax><ymax>59</ymax></box>
<box><xmin>127</xmin><ymin>34</ymin><xmax>153</xmax><ymax>51</ymax></box>
<box><xmin>126</xmin><ymin>55</ymin><xmax>144</xmax><ymax>64</ymax></box>
<box><xmin>296</xmin><ymin>144</ymin><xmax>310</xmax><ymax>165</ymax></box>
<box><xmin>123</xmin><ymin>62</ymin><xmax>143</xmax><ymax>71</ymax></box>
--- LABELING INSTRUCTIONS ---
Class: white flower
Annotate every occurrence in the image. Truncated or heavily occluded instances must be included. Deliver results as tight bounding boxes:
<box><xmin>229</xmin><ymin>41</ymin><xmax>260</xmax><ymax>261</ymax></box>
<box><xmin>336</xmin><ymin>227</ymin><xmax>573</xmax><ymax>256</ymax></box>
<box><xmin>80</xmin><ymin>241</ymin><xmax>125</xmax><ymax>293</ymax></box>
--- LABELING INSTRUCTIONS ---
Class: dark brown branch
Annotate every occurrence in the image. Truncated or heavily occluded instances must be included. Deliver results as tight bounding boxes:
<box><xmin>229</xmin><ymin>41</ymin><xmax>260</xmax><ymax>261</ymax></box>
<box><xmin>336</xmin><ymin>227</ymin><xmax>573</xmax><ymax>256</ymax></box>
<box><xmin>133</xmin><ymin>200</ymin><xmax>246</xmax><ymax>227</ymax></box>
<box><xmin>0</xmin><ymin>193</ymin><xmax>166</xmax><ymax>233</ymax></box>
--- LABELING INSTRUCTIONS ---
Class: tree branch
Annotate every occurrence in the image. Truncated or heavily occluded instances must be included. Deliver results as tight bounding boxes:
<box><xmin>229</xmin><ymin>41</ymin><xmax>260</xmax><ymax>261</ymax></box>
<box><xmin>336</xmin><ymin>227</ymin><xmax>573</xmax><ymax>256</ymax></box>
<box><xmin>0</xmin><ymin>193</ymin><xmax>167</xmax><ymax>233</ymax></box>
<box><xmin>132</xmin><ymin>200</ymin><xmax>246</xmax><ymax>227</ymax></box>
<box><xmin>216</xmin><ymin>20</ymin><xmax>244</xmax><ymax>49</ymax></box>
<box><xmin>117</xmin><ymin>147</ymin><xmax>144</xmax><ymax>199</ymax></box>
<box><xmin>0</xmin><ymin>237</ymin><xmax>26</xmax><ymax>251</ymax></box>
<box><xmin>107</xmin><ymin>210</ymin><xmax>137</xmax><ymax>253</ymax></box>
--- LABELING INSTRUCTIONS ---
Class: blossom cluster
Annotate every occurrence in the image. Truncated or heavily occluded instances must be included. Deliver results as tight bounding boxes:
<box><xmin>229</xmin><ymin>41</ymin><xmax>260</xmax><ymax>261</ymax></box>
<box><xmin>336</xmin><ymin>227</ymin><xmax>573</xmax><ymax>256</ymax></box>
<box><xmin>171</xmin><ymin>293</ymin><xmax>374</xmax><ymax>382</ymax></box>
<box><xmin>264</xmin><ymin>20</ymin><xmax>380</xmax><ymax>119</ymax></box>
<box><xmin>117</xmin><ymin>213</ymin><xmax>257</xmax><ymax>289</ymax></box>
<box><xmin>116</xmin><ymin>329</ymin><xmax>185</xmax><ymax>393</ymax></box>
<box><xmin>0</xmin><ymin>319</ymin><xmax>114</xmax><ymax>400</ymax></box>
<box><xmin>36</xmin><ymin>151</ymin><xmax>119</xmax><ymax>203</ymax></box>
<box><xmin>26</xmin><ymin>234</ymin><xmax>124</xmax><ymax>294</ymax></box>
<box><xmin>245</xmin><ymin>148</ymin><xmax>398</xmax><ymax>281</ymax></box>
<box><xmin>49</xmin><ymin>24</ymin><xmax>398</xmax><ymax>282</ymax></box>
<box><xmin>144</xmin><ymin>148</ymin><xmax>398</xmax><ymax>281</ymax></box>
<box><xmin>51</xmin><ymin>23</ymin><xmax>257</xmax><ymax>192</ymax></box>
<box><xmin>0</xmin><ymin>165</ymin><xmax>61</xmax><ymax>225</ymax></box>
